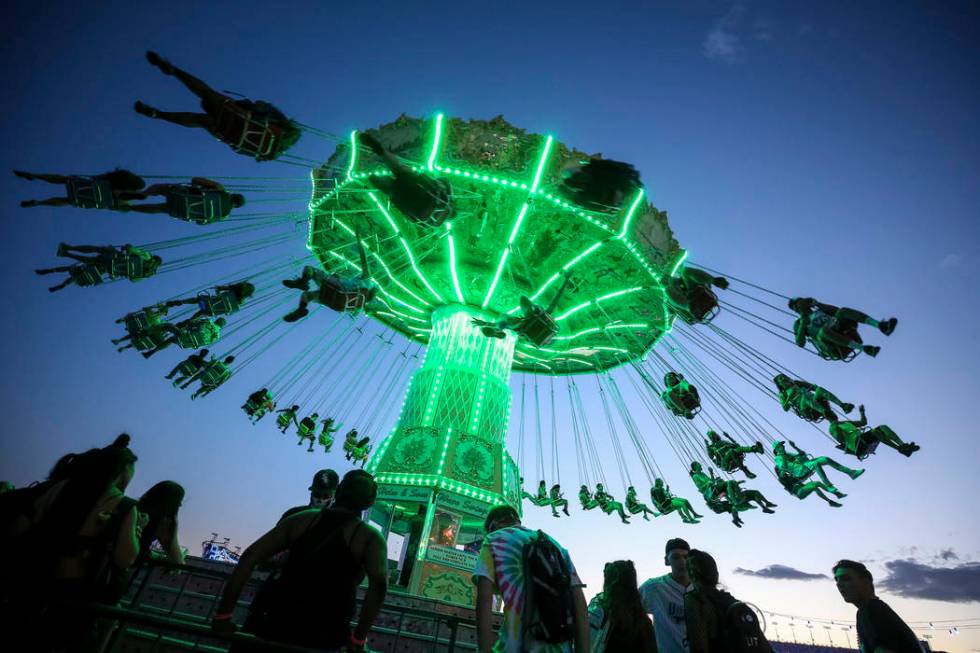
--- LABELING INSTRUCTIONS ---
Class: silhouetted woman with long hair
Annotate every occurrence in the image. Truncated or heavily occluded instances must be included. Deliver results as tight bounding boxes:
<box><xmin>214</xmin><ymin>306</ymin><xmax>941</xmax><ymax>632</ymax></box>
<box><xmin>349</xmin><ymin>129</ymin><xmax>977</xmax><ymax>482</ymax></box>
<box><xmin>137</xmin><ymin>481</ymin><xmax>186</xmax><ymax>565</ymax></box>
<box><xmin>589</xmin><ymin>560</ymin><xmax>657</xmax><ymax>652</ymax></box>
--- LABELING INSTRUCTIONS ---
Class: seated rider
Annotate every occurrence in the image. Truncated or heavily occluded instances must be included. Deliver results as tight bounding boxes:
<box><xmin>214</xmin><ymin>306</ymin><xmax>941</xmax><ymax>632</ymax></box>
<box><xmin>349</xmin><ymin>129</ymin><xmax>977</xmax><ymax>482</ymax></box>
<box><xmin>663</xmin><ymin>266</ymin><xmax>728</xmax><ymax>324</ymax></box>
<box><xmin>661</xmin><ymin>372</ymin><xmax>701</xmax><ymax>419</ymax></box>
<box><xmin>343</xmin><ymin>429</ymin><xmax>371</xmax><ymax>462</ymax></box>
<box><xmin>15</xmin><ymin>168</ymin><xmax>146</xmax><ymax>210</ymax></box>
<box><xmin>773</xmin><ymin>373</ymin><xmax>853</xmax><ymax>423</ymax></box>
<box><xmin>297</xmin><ymin>413</ymin><xmax>320</xmax><ymax>452</ymax></box>
<box><xmin>828</xmin><ymin>405</ymin><xmax>920</xmax><ymax>459</ymax></box>
<box><xmin>276</xmin><ymin>405</ymin><xmax>300</xmax><ymax>433</ymax></box>
<box><xmin>128</xmin><ymin>177</ymin><xmax>245</xmax><ymax>225</ymax></box>
<box><xmin>135</xmin><ymin>51</ymin><xmax>301</xmax><ymax>161</ymax></box>
<box><xmin>35</xmin><ymin>243</ymin><xmax>161</xmax><ymax>292</ymax></box>
<box><xmin>689</xmin><ymin>462</ymin><xmax>776</xmax><ymax>528</ymax></box>
<box><xmin>141</xmin><ymin>316</ymin><xmax>226</xmax><ymax>359</ymax></box>
<box><xmin>789</xmin><ymin>296</ymin><xmax>897</xmax><ymax>360</ymax></box>
<box><xmin>649</xmin><ymin>478</ymin><xmax>702</xmax><ymax>524</ymax></box>
<box><xmin>359</xmin><ymin>132</ymin><xmax>456</xmax><ymax>227</ymax></box>
<box><xmin>625</xmin><ymin>486</ymin><xmax>656</xmax><ymax>521</ymax></box>
<box><xmin>318</xmin><ymin>418</ymin><xmax>339</xmax><ymax>452</ymax></box>
<box><xmin>242</xmin><ymin>388</ymin><xmax>275</xmax><ymax>423</ymax></box>
<box><xmin>180</xmin><ymin>354</ymin><xmax>234</xmax><ymax>400</ymax></box>
<box><xmin>704</xmin><ymin>431</ymin><xmax>764</xmax><ymax>479</ymax></box>
<box><xmin>166</xmin><ymin>281</ymin><xmax>255</xmax><ymax>319</ymax></box>
<box><xmin>594</xmin><ymin>483</ymin><xmax>630</xmax><ymax>524</ymax></box>
<box><xmin>112</xmin><ymin>304</ymin><xmax>171</xmax><ymax>353</ymax></box>
<box><xmin>550</xmin><ymin>484</ymin><xmax>571</xmax><ymax>517</ymax></box>
<box><xmin>166</xmin><ymin>348</ymin><xmax>210</xmax><ymax>386</ymax></box>
<box><xmin>773</xmin><ymin>440</ymin><xmax>863</xmax><ymax>508</ymax></box>
<box><xmin>473</xmin><ymin>273</ymin><xmax>573</xmax><ymax>346</ymax></box>
<box><xmin>559</xmin><ymin>158</ymin><xmax>641</xmax><ymax>213</ymax></box>
<box><xmin>578</xmin><ymin>485</ymin><xmax>600</xmax><ymax>511</ymax></box>
<box><xmin>282</xmin><ymin>237</ymin><xmax>378</xmax><ymax>322</ymax></box>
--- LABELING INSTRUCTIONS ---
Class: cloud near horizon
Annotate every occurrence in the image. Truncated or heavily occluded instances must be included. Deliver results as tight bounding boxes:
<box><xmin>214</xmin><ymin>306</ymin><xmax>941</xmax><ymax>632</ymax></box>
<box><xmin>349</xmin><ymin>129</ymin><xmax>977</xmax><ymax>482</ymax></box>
<box><xmin>879</xmin><ymin>559</ymin><xmax>980</xmax><ymax>603</ymax></box>
<box><xmin>734</xmin><ymin>564</ymin><xmax>828</xmax><ymax>581</ymax></box>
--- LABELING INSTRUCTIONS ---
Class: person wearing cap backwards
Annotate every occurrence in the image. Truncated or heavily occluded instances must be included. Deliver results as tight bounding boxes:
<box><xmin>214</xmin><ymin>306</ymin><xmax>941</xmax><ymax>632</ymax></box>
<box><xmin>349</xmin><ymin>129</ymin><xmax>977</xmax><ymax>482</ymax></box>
<box><xmin>639</xmin><ymin>538</ymin><xmax>693</xmax><ymax>653</ymax></box>
<box><xmin>279</xmin><ymin>469</ymin><xmax>340</xmax><ymax>522</ymax></box>
<box><xmin>213</xmin><ymin>470</ymin><xmax>388</xmax><ymax>652</ymax></box>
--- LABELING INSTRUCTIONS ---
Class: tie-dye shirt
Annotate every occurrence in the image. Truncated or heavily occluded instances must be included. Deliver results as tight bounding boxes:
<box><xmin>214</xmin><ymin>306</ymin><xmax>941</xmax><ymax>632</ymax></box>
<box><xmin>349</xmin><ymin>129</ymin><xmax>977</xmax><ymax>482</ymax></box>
<box><xmin>472</xmin><ymin>525</ymin><xmax>583</xmax><ymax>653</ymax></box>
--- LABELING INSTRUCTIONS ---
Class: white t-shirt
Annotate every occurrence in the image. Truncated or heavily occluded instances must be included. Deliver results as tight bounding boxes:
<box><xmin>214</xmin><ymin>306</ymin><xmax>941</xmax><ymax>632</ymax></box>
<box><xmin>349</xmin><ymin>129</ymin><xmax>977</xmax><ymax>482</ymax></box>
<box><xmin>639</xmin><ymin>573</ymin><xmax>691</xmax><ymax>653</ymax></box>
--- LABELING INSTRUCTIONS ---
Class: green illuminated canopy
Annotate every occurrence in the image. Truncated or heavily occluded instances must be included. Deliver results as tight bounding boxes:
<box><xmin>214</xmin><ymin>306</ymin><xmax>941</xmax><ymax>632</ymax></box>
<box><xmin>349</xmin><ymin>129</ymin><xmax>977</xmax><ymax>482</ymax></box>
<box><xmin>308</xmin><ymin>114</ymin><xmax>684</xmax><ymax>374</ymax></box>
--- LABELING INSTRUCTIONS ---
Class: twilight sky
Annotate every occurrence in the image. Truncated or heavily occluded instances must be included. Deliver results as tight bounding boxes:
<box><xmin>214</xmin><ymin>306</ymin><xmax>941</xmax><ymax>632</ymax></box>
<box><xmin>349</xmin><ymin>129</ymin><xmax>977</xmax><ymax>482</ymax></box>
<box><xmin>1</xmin><ymin>1</ymin><xmax>978</xmax><ymax>649</ymax></box>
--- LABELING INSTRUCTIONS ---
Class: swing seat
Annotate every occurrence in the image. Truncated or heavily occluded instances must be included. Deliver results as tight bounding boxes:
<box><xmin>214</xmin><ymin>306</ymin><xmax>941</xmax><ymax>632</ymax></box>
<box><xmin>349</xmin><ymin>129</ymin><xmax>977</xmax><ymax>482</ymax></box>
<box><xmin>132</xmin><ymin>330</ymin><xmax>168</xmax><ymax>352</ymax></box>
<box><xmin>710</xmin><ymin>449</ymin><xmax>744</xmax><ymax>473</ymax></box>
<box><xmin>663</xmin><ymin>391</ymin><xmax>701</xmax><ymax>418</ymax></box>
<box><xmin>213</xmin><ymin>99</ymin><xmax>291</xmax><ymax>161</ymax></box>
<box><xmin>66</xmin><ymin>176</ymin><xmax>115</xmax><ymax>210</ymax></box>
<box><xmin>199</xmin><ymin>365</ymin><xmax>231</xmax><ymax>389</ymax></box>
<box><xmin>123</xmin><ymin>307</ymin><xmax>167</xmax><ymax>335</ymax></box>
<box><xmin>373</xmin><ymin>174</ymin><xmax>456</xmax><ymax>228</ymax></box>
<box><xmin>319</xmin><ymin>280</ymin><xmax>368</xmax><ymax>313</ymax></box>
<box><xmin>518</xmin><ymin>311</ymin><xmax>559</xmax><ymax>347</ymax></box>
<box><xmin>528</xmin><ymin>496</ymin><xmax>553</xmax><ymax>507</ymax></box>
<box><xmin>166</xmin><ymin>187</ymin><xmax>233</xmax><ymax>225</ymax></box>
<box><xmin>109</xmin><ymin>252</ymin><xmax>151</xmax><ymax>281</ymax></box>
<box><xmin>175</xmin><ymin>320</ymin><xmax>221</xmax><ymax>349</ymax></box>
<box><xmin>837</xmin><ymin>435</ymin><xmax>879</xmax><ymax>460</ymax></box>
<box><xmin>198</xmin><ymin>291</ymin><xmax>241</xmax><ymax>317</ymax></box>
<box><xmin>68</xmin><ymin>264</ymin><xmax>105</xmax><ymax>288</ymax></box>
<box><xmin>277</xmin><ymin>414</ymin><xmax>294</xmax><ymax>429</ymax></box>
<box><xmin>670</xmin><ymin>286</ymin><xmax>721</xmax><ymax>324</ymax></box>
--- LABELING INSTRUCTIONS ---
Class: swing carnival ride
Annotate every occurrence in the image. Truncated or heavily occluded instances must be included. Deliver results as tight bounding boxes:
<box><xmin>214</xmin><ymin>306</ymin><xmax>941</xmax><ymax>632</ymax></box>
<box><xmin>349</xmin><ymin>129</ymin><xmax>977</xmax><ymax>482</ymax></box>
<box><xmin>17</xmin><ymin>60</ymin><xmax>913</xmax><ymax>605</ymax></box>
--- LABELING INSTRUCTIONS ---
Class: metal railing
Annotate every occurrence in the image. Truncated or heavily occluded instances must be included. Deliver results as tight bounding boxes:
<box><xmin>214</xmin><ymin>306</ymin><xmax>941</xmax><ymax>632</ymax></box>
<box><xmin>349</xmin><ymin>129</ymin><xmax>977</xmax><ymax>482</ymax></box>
<box><xmin>100</xmin><ymin>558</ymin><xmax>477</xmax><ymax>652</ymax></box>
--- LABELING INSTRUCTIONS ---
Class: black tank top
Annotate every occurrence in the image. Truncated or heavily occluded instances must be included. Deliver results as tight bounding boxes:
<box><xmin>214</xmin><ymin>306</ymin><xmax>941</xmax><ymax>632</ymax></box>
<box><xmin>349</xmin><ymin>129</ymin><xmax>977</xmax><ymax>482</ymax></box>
<box><xmin>260</xmin><ymin>509</ymin><xmax>366</xmax><ymax>649</ymax></box>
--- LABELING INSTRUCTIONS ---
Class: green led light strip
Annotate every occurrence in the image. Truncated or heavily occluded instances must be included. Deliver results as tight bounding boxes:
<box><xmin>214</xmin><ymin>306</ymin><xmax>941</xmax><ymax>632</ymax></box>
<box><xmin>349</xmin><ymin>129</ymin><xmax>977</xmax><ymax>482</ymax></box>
<box><xmin>615</xmin><ymin>188</ymin><xmax>645</xmax><ymax>240</ymax></box>
<box><xmin>346</xmin><ymin>130</ymin><xmax>358</xmax><ymax>181</ymax></box>
<box><xmin>507</xmin><ymin>240</ymin><xmax>606</xmax><ymax>315</ymax></box>
<box><xmin>481</xmin><ymin>136</ymin><xmax>555</xmax><ymax>309</ymax></box>
<box><xmin>669</xmin><ymin>249</ymin><xmax>688</xmax><ymax>278</ymax></box>
<box><xmin>554</xmin><ymin>286</ymin><xmax>644</xmax><ymax>322</ymax></box>
<box><xmin>446</xmin><ymin>222</ymin><xmax>465</xmax><ymax>303</ymax></box>
<box><xmin>427</xmin><ymin>113</ymin><xmax>444</xmax><ymax>171</ymax></box>
<box><xmin>552</xmin><ymin>323</ymin><xmax>649</xmax><ymax>341</ymax></box>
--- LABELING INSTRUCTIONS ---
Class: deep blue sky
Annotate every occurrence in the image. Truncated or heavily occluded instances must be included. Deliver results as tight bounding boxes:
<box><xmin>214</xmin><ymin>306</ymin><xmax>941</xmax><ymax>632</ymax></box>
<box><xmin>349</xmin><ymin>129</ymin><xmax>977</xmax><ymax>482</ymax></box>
<box><xmin>2</xmin><ymin>1</ymin><xmax>978</xmax><ymax>648</ymax></box>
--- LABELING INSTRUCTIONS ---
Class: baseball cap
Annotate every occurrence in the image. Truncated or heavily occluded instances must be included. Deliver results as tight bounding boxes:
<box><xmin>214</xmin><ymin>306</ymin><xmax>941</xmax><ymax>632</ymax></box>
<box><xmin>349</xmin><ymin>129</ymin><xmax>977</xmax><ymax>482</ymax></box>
<box><xmin>309</xmin><ymin>469</ymin><xmax>339</xmax><ymax>495</ymax></box>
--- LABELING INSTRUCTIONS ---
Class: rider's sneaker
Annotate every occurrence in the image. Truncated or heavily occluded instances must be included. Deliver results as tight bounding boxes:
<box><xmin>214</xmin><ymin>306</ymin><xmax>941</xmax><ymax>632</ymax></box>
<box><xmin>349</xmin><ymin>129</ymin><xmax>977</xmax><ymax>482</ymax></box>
<box><xmin>827</xmin><ymin>499</ymin><xmax>843</xmax><ymax>508</ymax></box>
<box><xmin>849</xmin><ymin>468</ymin><xmax>865</xmax><ymax>480</ymax></box>
<box><xmin>879</xmin><ymin>317</ymin><xmax>898</xmax><ymax>336</ymax></box>
<box><xmin>283</xmin><ymin>307</ymin><xmax>309</xmax><ymax>322</ymax></box>
<box><xmin>841</xmin><ymin>402</ymin><xmax>855</xmax><ymax>414</ymax></box>
<box><xmin>744</xmin><ymin>470</ymin><xmax>757</xmax><ymax>479</ymax></box>
<box><xmin>752</xmin><ymin>441</ymin><xmax>764</xmax><ymax>454</ymax></box>
<box><xmin>863</xmin><ymin>345</ymin><xmax>880</xmax><ymax>358</ymax></box>
<box><xmin>146</xmin><ymin>51</ymin><xmax>175</xmax><ymax>75</ymax></box>
<box><xmin>20</xmin><ymin>200</ymin><xmax>38</xmax><ymax>208</ymax></box>
<box><xmin>762</xmin><ymin>506</ymin><xmax>776</xmax><ymax>514</ymax></box>
<box><xmin>13</xmin><ymin>170</ymin><xmax>33</xmax><ymax>181</ymax></box>
<box><xmin>900</xmin><ymin>442</ymin><xmax>920</xmax><ymax>457</ymax></box>
<box><xmin>57</xmin><ymin>242</ymin><xmax>69</xmax><ymax>256</ymax></box>
<box><xmin>282</xmin><ymin>278</ymin><xmax>309</xmax><ymax>290</ymax></box>
<box><xmin>134</xmin><ymin>101</ymin><xmax>159</xmax><ymax>118</ymax></box>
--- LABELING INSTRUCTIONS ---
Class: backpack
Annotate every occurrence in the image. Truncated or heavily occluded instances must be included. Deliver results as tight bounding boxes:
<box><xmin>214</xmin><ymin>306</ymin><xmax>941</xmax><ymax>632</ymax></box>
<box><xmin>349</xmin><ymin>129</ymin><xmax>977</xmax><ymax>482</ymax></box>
<box><xmin>522</xmin><ymin>530</ymin><xmax>575</xmax><ymax>644</ymax></box>
<box><xmin>713</xmin><ymin>591</ymin><xmax>772</xmax><ymax>653</ymax></box>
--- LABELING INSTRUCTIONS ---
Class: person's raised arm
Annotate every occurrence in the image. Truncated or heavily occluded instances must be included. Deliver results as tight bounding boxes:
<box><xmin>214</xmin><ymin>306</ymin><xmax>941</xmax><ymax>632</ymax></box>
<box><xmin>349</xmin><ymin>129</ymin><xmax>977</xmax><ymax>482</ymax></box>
<box><xmin>476</xmin><ymin>577</ymin><xmax>496</xmax><ymax>653</ymax></box>
<box><xmin>794</xmin><ymin>316</ymin><xmax>808</xmax><ymax>347</ymax></box>
<box><xmin>113</xmin><ymin>504</ymin><xmax>141</xmax><ymax>570</ymax></box>
<box><xmin>350</xmin><ymin>527</ymin><xmax>389</xmax><ymax>649</ymax></box>
<box><xmin>159</xmin><ymin>518</ymin><xmax>185</xmax><ymax>565</ymax></box>
<box><xmin>213</xmin><ymin>516</ymin><xmax>298</xmax><ymax>626</ymax></box>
